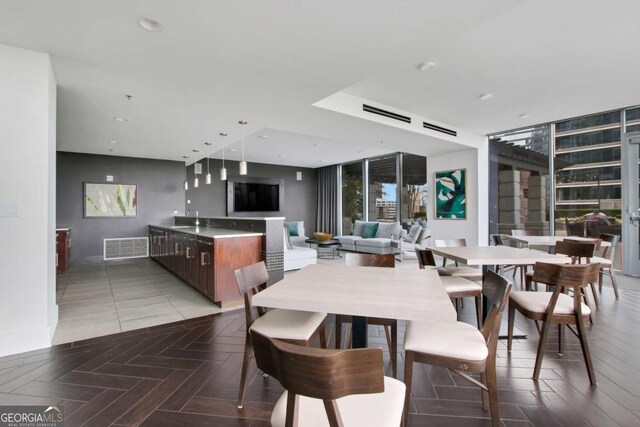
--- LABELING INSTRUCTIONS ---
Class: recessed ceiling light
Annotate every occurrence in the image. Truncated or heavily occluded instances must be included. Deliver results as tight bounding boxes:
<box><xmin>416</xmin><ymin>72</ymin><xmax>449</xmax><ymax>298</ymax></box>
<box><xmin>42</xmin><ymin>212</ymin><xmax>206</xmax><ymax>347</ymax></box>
<box><xmin>182</xmin><ymin>155</ymin><xmax>189</xmax><ymax>159</ymax></box>
<box><xmin>418</xmin><ymin>61</ymin><xmax>435</xmax><ymax>71</ymax></box>
<box><xmin>478</xmin><ymin>93</ymin><xmax>493</xmax><ymax>101</ymax></box>
<box><xmin>192</xmin><ymin>149</ymin><xmax>199</xmax><ymax>153</ymax></box>
<box><xmin>519</xmin><ymin>113</ymin><xmax>531</xmax><ymax>119</ymax></box>
<box><xmin>114</xmin><ymin>117</ymin><xmax>128</xmax><ymax>122</ymax></box>
<box><xmin>259</xmin><ymin>135</ymin><xmax>268</xmax><ymax>139</ymax></box>
<box><xmin>138</xmin><ymin>17</ymin><xmax>165</xmax><ymax>32</ymax></box>
<box><xmin>109</xmin><ymin>140</ymin><xmax>119</xmax><ymax>144</ymax></box>
<box><xmin>204</xmin><ymin>142</ymin><xmax>212</xmax><ymax>146</ymax></box>
<box><xmin>229</xmin><ymin>148</ymin><xmax>237</xmax><ymax>152</ymax></box>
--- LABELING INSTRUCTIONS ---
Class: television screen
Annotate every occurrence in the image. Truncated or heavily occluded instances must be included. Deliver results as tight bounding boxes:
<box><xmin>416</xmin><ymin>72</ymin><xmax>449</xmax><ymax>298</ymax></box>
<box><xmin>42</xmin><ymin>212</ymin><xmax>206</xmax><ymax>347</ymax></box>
<box><xmin>233</xmin><ymin>182</ymin><xmax>280</xmax><ymax>212</ymax></box>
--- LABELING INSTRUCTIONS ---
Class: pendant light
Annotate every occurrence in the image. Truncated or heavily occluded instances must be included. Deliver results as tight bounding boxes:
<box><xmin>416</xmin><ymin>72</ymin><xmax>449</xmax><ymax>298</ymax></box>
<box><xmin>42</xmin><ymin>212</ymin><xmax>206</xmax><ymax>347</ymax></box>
<box><xmin>183</xmin><ymin>156</ymin><xmax>189</xmax><ymax>190</ymax></box>
<box><xmin>219</xmin><ymin>132</ymin><xmax>228</xmax><ymax>181</ymax></box>
<box><xmin>239</xmin><ymin>120</ymin><xmax>248</xmax><ymax>175</ymax></box>
<box><xmin>204</xmin><ymin>142</ymin><xmax>212</xmax><ymax>184</ymax></box>
<box><xmin>192</xmin><ymin>150</ymin><xmax>200</xmax><ymax>188</ymax></box>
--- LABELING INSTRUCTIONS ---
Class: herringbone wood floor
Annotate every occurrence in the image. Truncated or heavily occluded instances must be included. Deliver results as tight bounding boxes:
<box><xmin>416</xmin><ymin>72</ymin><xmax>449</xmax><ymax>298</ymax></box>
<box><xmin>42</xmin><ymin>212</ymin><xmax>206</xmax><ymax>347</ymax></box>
<box><xmin>1</xmin><ymin>264</ymin><xmax>640</xmax><ymax>426</ymax></box>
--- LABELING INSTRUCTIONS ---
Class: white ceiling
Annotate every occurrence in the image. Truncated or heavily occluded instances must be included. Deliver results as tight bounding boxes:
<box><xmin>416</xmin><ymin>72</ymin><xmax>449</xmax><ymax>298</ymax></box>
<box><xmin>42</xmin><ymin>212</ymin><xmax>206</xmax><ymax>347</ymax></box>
<box><xmin>1</xmin><ymin>0</ymin><xmax>638</xmax><ymax>167</ymax></box>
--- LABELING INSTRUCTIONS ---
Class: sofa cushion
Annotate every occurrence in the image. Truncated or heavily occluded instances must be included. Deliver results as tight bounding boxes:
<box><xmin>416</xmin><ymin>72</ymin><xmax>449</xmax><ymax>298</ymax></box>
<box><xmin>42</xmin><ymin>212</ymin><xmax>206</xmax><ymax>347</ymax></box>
<box><xmin>335</xmin><ymin>236</ymin><xmax>362</xmax><ymax>245</ymax></box>
<box><xmin>356</xmin><ymin>238</ymin><xmax>391</xmax><ymax>249</ymax></box>
<box><xmin>353</xmin><ymin>220</ymin><xmax>367</xmax><ymax>236</ymax></box>
<box><xmin>404</xmin><ymin>224</ymin><xmax>422</xmax><ymax>243</ymax></box>
<box><xmin>376</xmin><ymin>222</ymin><xmax>401</xmax><ymax>239</ymax></box>
<box><xmin>283</xmin><ymin>227</ymin><xmax>293</xmax><ymax>250</ymax></box>
<box><xmin>285</xmin><ymin>246</ymin><xmax>316</xmax><ymax>261</ymax></box>
<box><xmin>362</xmin><ymin>222</ymin><xmax>379</xmax><ymax>239</ymax></box>
<box><xmin>284</xmin><ymin>221</ymin><xmax>302</xmax><ymax>237</ymax></box>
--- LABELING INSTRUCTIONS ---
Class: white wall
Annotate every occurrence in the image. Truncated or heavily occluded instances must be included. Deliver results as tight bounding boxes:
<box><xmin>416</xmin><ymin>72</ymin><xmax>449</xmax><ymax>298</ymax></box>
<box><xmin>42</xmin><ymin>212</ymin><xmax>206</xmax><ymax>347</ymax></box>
<box><xmin>0</xmin><ymin>43</ymin><xmax>57</xmax><ymax>357</ymax></box>
<box><xmin>427</xmin><ymin>142</ymin><xmax>489</xmax><ymax>246</ymax></box>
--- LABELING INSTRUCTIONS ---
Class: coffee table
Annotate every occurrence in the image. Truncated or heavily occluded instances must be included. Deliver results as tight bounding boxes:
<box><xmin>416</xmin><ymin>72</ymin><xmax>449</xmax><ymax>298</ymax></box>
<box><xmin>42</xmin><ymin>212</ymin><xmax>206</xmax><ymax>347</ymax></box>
<box><xmin>305</xmin><ymin>238</ymin><xmax>342</xmax><ymax>259</ymax></box>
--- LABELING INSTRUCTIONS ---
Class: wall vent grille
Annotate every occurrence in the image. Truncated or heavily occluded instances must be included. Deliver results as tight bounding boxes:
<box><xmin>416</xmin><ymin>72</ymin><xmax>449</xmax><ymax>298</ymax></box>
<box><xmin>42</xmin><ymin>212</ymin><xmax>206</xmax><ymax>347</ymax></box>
<box><xmin>363</xmin><ymin>104</ymin><xmax>412</xmax><ymax>123</ymax></box>
<box><xmin>423</xmin><ymin>121</ymin><xmax>457</xmax><ymax>137</ymax></box>
<box><xmin>104</xmin><ymin>237</ymin><xmax>149</xmax><ymax>261</ymax></box>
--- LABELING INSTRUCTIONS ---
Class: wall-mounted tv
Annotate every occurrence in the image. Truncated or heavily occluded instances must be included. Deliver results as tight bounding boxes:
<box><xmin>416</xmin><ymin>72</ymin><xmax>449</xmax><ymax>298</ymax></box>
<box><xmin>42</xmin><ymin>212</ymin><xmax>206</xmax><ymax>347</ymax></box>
<box><xmin>227</xmin><ymin>177</ymin><xmax>284</xmax><ymax>216</ymax></box>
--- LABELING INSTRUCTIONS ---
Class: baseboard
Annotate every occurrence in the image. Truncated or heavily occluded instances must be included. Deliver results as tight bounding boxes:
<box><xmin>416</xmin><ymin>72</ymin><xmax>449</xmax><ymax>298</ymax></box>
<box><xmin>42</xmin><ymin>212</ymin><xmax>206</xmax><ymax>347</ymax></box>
<box><xmin>0</xmin><ymin>325</ymin><xmax>53</xmax><ymax>358</ymax></box>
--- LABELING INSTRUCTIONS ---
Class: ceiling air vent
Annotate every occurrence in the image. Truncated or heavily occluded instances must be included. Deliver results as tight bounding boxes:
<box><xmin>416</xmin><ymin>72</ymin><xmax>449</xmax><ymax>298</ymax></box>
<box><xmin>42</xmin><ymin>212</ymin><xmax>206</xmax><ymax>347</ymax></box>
<box><xmin>363</xmin><ymin>104</ymin><xmax>411</xmax><ymax>123</ymax></box>
<box><xmin>423</xmin><ymin>121</ymin><xmax>457</xmax><ymax>137</ymax></box>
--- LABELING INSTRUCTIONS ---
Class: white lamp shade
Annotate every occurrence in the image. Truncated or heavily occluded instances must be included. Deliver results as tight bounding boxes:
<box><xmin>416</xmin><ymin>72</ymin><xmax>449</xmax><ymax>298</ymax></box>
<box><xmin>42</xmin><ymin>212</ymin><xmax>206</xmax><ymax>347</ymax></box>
<box><xmin>220</xmin><ymin>167</ymin><xmax>228</xmax><ymax>181</ymax></box>
<box><xmin>194</xmin><ymin>176</ymin><xmax>199</xmax><ymax>188</ymax></box>
<box><xmin>296</xmin><ymin>171</ymin><xmax>302</xmax><ymax>181</ymax></box>
<box><xmin>205</xmin><ymin>173</ymin><xmax>212</xmax><ymax>184</ymax></box>
<box><xmin>239</xmin><ymin>161</ymin><xmax>247</xmax><ymax>175</ymax></box>
<box><xmin>184</xmin><ymin>180</ymin><xmax>188</xmax><ymax>190</ymax></box>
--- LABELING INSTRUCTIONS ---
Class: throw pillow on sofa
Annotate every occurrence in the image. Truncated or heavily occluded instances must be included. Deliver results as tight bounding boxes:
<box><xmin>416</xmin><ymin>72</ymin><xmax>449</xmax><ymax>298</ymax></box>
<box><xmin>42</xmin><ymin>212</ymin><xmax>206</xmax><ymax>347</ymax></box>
<box><xmin>376</xmin><ymin>222</ymin><xmax>402</xmax><ymax>239</ymax></box>
<box><xmin>404</xmin><ymin>224</ymin><xmax>422</xmax><ymax>243</ymax></box>
<box><xmin>284</xmin><ymin>222</ymin><xmax>300</xmax><ymax>236</ymax></box>
<box><xmin>362</xmin><ymin>222</ymin><xmax>379</xmax><ymax>239</ymax></box>
<box><xmin>283</xmin><ymin>227</ymin><xmax>293</xmax><ymax>250</ymax></box>
<box><xmin>353</xmin><ymin>220</ymin><xmax>367</xmax><ymax>236</ymax></box>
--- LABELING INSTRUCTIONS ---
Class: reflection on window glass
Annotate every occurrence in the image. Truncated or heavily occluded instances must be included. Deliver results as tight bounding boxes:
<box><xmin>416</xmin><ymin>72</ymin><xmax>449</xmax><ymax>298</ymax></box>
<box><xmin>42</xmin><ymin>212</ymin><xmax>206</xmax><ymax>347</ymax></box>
<box><xmin>556</xmin><ymin>111</ymin><xmax>620</xmax><ymax>133</ymax></box>
<box><xmin>368</xmin><ymin>156</ymin><xmax>398</xmax><ymax>222</ymax></box>
<box><xmin>556</xmin><ymin>128</ymin><xmax>620</xmax><ymax>150</ymax></box>
<box><xmin>401</xmin><ymin>154</ymin><xmax>427</xmax><ymax>221</ymax></box>
<box><xmin>556</xmin><ymin>147</ymin><xmax>621</xmax><ymax>164</ymax></box>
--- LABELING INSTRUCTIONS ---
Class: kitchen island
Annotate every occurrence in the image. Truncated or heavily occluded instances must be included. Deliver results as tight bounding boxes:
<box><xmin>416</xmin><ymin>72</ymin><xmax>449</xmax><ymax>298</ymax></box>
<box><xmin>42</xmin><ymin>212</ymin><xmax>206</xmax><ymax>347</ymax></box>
<box><xmin>148</xmin><ymin>224</ymin><xmax>263</xmax><ymax>307</ymax></box>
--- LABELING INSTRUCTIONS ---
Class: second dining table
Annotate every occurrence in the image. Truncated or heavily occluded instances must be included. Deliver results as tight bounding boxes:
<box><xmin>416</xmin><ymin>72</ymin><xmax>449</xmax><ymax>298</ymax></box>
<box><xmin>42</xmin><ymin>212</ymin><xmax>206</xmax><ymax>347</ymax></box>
<box><xmin>251</xmin><ymin>263</ymin><xmax>457</xmax><ymax>348</ymax></box>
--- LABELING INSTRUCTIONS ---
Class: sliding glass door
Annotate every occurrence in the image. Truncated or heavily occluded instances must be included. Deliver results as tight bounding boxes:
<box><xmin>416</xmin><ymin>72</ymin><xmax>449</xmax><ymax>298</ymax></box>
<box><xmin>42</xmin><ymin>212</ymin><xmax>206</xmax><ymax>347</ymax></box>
<box><xmin>341</xmin><ymin>161</ymin><xmax>364</xmax><ymax>235</ymax></box>
<box><xmin>622</xmin><ymin>107</ymin><xmax>640</xmax><ymax>275</ymax></box>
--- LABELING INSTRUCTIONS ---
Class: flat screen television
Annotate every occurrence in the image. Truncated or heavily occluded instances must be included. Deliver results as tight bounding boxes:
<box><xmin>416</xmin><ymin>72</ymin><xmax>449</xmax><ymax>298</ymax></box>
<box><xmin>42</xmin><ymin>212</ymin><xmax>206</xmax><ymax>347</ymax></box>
<box><xmin>227</xmin><ymin>177</ymin><xmax>284</xmax><ymax>215</ymax></box>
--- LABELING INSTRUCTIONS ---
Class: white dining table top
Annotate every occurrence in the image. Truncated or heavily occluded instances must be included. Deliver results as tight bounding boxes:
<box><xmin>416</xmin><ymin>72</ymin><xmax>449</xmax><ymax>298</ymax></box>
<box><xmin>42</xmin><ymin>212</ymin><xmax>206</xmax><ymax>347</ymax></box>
<box><xmin>507</xmin><ymin>235</ymin><xmax>611</xmax><ymax>248</ymax></box>
<box><xmin>430</xmin><ymin>245</ymin><xmax>572</xmax><ymax>266</ymax></box>
<box><xmin>251</xmin><ymin>263</ymin><xmax>457</xmax><ymax>324</ymax></box>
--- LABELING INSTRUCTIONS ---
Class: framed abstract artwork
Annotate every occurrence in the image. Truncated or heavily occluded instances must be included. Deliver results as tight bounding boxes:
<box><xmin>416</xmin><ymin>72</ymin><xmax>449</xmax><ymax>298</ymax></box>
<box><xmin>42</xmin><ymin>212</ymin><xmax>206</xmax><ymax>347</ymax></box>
<box><xmin>84</xmin><ymin>183</ymin><xmax>137</xmax><ymax>218</ymax></box>
<box><xmin>434</xmin><ymin>169</ymin><xmax>466</xmax><ymax>220</ymax></box>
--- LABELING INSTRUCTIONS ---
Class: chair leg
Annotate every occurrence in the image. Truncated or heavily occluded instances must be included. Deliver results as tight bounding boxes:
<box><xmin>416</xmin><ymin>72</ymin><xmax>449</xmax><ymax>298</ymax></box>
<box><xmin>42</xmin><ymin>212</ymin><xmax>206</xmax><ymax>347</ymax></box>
<box><xmin>507</xmin><ymin>304</ymin><xmax>515</xmax><ymax>352</ymax></box>
<box><xmin>598</xmin><ymin>269</ymin><xmax>604</xmax><ymax>292</ymax></box>
<box><xmin>237</xmin><ymin>338</ymin><xmax>252</xmax><ymax>409</ymax></box>
<box><xmin>486</xmin><ymin>358</ymin><xmax>500</xmax><ymax>427</ymax></box>
<box><xmin>335</xmin><ymin>317</ymin><xmax>342</xmax><ymax>349</ymax></box>
<box><xmin>390</xmin><ymin>324</ymin><xmax>398</xmax><ymax>378</ymax></box>
<box><xmin>590</xmin><ymin>282</ymin><xmax>600</xmax><ymax>309</ymax></box>
<box><xmin>475</xmin><ymin>294</ymin><xmax>483</xmax><ymax>329</ymax></box>
<box><xmin>582</xmin><ymin>293</ymin><xmax>594</xmax><ymax>325</ymax></box>
<box><xmin>533</xmin><ymin>320</ymin><xmax>552</xmax><ymax>381</ymax></box>
<box><xmin>402</xmin><ymin>351</ymin><xmax>414</xmax><ymax>426</ymax></box>
<box><xmin>576</xmin><ymin>313</ymin><xmax>597</xmax><ymax>385</ymax></box>
<box><xmin>525</xmin><ymin>274</ymin><xmax>532</xmax><ymax>291</ymax></box>
<box><xmin>480</xmin><ymin>372</ymin><xmax>489</xmax><ymax>410</ymax></box>
<box><xmin>384</xmin><ymin>325</ymin><xmax>393</xmax><ymax>353</ymax></box>
<box><xmin>558</xmin><ymin>324</ymin><xmax>564</xmax><ymax>356</ymax></box>
<box><xmin>610</xmin><ymin>268</ymin><xmax>620</xmax><ymax>298</ymax></box>
<box><xmin>319</xmin><ymin>323</ymin><xmax>327</xmax><ymax>349</ymax></box>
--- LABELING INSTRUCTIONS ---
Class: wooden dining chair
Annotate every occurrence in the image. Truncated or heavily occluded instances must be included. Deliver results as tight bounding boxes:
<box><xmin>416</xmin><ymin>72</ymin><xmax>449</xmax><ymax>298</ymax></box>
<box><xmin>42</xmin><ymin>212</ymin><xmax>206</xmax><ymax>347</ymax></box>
<box><xmin>416</xmin><ymin>247</ymin><xmax>483</xmax><ymax>328</ymax></box>
<box><xmin>335</xmin><ymin>252</ymin><xmax>398</xmax><ymax>377</ymax></box>
<box><xmin>491</xmin><ymin>234</ymin><xmax>523</xmax><ymax>285</ymax></box>
<box><xmin>234</xmin><ymin>262</ymin><xmax>327</xmax><ymax>409</ymax></box>
<box><xmin>403</xmin><ymin>271</ymin><xmax>512</xmax><ymax>427</ymax></box>
<box><xmin>562</xmin><ymin>238</ymin><xmax>602</xmax><ymax>310</ymax></box>
<box><xmin>433</xmin><ymin>238</ymin><xmax>483</xmax><ymax>281</ymax></box>
<box><xmin>250</xmin><ymin>330</ymin><xmax>405</xmax><ymax>427</ymax></box>
<box><xmin>594</xmin><ymin>233</ymin><xmax>620</xmax><ymax>298</ymax></box>
<box><xmin>508</xmin><ymin>262</ymin><xmax>600</xmax><ymax>384</ymax></box>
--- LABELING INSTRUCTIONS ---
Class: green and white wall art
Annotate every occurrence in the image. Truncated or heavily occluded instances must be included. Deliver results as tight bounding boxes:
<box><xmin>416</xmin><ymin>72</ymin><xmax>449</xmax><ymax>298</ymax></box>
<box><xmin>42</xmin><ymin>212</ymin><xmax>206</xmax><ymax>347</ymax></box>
<box><xmin>84</xmin><ymin>183</ymin><xmax>137</xmax><ymax>218</ymax></box>
<box><xmin>434</xmin><ymin>169</ymin><xmax>466</xmax><ymax>220</ymax></box>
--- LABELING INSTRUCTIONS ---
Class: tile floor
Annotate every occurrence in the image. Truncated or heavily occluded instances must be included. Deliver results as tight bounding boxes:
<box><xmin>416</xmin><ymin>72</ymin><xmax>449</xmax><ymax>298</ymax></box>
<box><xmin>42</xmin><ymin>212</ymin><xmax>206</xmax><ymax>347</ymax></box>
<box><xmin>53</xmin><ymin>258</ymin><xmax>237</xmax><ymax>344</ymax></box>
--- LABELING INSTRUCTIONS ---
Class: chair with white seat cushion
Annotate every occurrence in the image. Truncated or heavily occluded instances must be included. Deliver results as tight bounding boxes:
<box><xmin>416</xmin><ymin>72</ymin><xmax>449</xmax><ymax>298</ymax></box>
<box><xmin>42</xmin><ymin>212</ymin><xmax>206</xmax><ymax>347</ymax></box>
<box><xmin>234</xmin><ymin>262</ymin><xmax>327</xmax><ymax>409</ymax></box>
<box><xmin>508</xmin><ymin>262</ymin><xmax>600</xmax><ymax>384</ymax></box>
<box><xmin>595</xmin><ymin>233</ymin><xmax>620</xmax><ymax>298</ymax></box>
<box><xmin>433</xmin><ymin>238</ymin><xmax>483</xmax><ymax>281</ymax></box>
<box><xmin>250</xmin><ymin>330</ymin><xmax>405</xmax><ymax>427</ymax></box>
<box><xmin>416</xmin><ymin>247</ymin><xmax>483</xmax><ymax>328</ymax></box>
<box><xmin>403</xmin><ymin>270</ymin><xmax>512</xmax><ymax>427</ymax></box>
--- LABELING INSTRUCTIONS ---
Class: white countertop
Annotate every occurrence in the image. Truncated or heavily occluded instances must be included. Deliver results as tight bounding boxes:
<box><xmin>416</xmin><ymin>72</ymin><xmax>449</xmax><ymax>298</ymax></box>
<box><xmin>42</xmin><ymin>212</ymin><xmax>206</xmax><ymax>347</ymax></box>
<box><xmin>149</xmin><ymin>225</ymin><xmax>263</xmax><ymax>239</ymax></box>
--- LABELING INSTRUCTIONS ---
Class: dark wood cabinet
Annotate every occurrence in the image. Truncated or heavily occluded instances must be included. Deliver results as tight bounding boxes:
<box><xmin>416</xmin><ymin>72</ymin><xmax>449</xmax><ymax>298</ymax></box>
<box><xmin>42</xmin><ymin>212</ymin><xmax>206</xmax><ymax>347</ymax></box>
<box><xmin>149</xmin><ymin>226</ymin><xmax>261</xmax><ymax>307</ymax></box>
<box><xmin>56</xmin><ymin>228</ymin><xmax>71</xmax><ymax>274</ymax></box>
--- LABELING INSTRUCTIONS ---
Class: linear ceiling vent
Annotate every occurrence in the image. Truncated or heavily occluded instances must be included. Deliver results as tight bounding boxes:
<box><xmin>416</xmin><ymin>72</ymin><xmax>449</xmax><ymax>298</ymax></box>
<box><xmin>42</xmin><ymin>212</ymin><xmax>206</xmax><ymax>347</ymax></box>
<box><xmin>423</xmin><ymin>121</ymin><xmax>457</xmax><ymax>137</ymax></box>
<box><xmin>104</xmin><ymin>237</ymin><xmax>149</xmax><ymax>261</ymax></box>
<box><xmin>363</xmin><ymin>104</ymin><xmax>411</xmax><ymax>123</ymax></box>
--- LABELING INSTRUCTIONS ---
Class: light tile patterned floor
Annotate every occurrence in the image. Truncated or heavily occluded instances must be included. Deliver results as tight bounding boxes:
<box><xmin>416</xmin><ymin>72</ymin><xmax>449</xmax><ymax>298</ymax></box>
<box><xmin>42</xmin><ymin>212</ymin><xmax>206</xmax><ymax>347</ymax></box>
<box><xmin>53</xmin><ymin>258</ymin><xmax>237</xmax><ymax>344</ymax></box>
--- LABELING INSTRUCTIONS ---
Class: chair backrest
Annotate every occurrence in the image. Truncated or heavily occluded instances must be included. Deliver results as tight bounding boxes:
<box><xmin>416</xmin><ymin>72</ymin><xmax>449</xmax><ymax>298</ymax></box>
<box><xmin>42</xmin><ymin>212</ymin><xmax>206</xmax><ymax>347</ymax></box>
<box><xmin>480</xmin><ymin>271</ymin><xmax>512</xmax><ymax>353</ymax></box>
<box><xmin>415</xmin><ymin>247</ymin><xmax>437</xmax><ymax>269</ymax></box>
<box><xmin>234</xmin><ymin>262</ymin><xmax>270</xmax><ymax>332</ymax></box>
<box><xmin>250</xmin><ymin>330</ymin><xmax>385</xmax><ymax>426</ymax></box>
<box><xmin>433</xmin><ymin>238</ymin><xmax>467</xmax><ymax>248</ymax></box>
<box><xmin>563</xmin><ymin>238</ymin><xmax>602</xmax><ymax>252</ymax></box>
<box><xmin>554</xmin><ymin>240</ymin><xmax>596</xmax><ymax>263</ymax></box>
<box><xmin>598</xmin><ymin>233</ymin><xmax>620</xmax><ymax>261</ymax></box>
<box><xmin>532</xmin><ymin>262</ymin><xmax>600</xmax><ymax>289</ymax></box>
<box><xmin>490</xmin><ymin>234</ymin><xmax>504</xmax><ymax>246</ymax></box>
<box><xmin>344</xmin><ymin>252</ymin><xmax>395</xmax><ymax>268</ymax></box>
<box><xmin>510</xmin><ymin>229</ymin><xmax>538</xmax><ymax>236</ymax></box>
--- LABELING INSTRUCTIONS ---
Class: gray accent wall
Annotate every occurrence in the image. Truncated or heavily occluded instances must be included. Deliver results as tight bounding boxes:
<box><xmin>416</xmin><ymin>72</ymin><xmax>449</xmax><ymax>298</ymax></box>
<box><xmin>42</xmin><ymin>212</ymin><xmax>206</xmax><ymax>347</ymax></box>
<box><xmin>57</xmin><ymin>152</ymin><xmax>185</xmax><ymax>263</ymax></box>
<box><xmin>185</xmin><ymin>159</ymin><xmax>317</xmax><ymax>232</ymax></box>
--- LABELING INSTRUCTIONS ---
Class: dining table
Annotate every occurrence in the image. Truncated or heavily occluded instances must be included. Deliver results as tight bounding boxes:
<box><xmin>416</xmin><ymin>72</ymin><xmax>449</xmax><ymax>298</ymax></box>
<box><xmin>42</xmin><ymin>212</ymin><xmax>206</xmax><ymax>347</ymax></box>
<box><xmin>507</xmin><ymin>235</ymin><xmax>611</xmax><ymax>250</ymax></box>
<box><xmin>429</xmin><ymin>245</ymin><xmax>573</xmax><ymax>338</ymax></box>
<box><xmin>251</xmin><ymin>263</ymin><xmax>457</xmax><ymax>348</ymax></box>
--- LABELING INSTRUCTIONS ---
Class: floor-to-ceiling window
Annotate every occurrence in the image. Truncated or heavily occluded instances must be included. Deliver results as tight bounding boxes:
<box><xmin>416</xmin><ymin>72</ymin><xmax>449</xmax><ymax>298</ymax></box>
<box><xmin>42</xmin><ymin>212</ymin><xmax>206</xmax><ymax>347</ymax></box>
<box><xmin>400</xmin><ymin>153</ymin><xmax>428</xmax><ymax>221</ymax></box>
<box><xmin>368</xmin><ymin>155</ymin><xmax>398</xmax><ymax>222</ymax></box>
<box><xmin>341</xmin><ymin>161</ymin><xmax>364</xmax><ymax>235</ymax></box>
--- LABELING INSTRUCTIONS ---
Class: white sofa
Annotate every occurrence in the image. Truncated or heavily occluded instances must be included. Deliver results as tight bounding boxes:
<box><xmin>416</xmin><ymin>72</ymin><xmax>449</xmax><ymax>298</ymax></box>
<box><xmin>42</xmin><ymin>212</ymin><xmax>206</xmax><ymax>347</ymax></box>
<box><xmin>335</xmin><ymin>220</ymin><xmax>430</xmax><ymax>257</ymax></box>
<box><xmin>283</xmin><ymin>221</ymin><xmax>317</xmax><ymax>271</ymax></box>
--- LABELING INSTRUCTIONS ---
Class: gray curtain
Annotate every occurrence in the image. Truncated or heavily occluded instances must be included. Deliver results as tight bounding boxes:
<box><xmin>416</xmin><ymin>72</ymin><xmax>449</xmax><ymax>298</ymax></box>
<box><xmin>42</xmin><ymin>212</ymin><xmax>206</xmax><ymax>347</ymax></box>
<box><xmin>316</xmin><ymin>165</ymin><xmax>339</xmax><ymax>234</ymax></box>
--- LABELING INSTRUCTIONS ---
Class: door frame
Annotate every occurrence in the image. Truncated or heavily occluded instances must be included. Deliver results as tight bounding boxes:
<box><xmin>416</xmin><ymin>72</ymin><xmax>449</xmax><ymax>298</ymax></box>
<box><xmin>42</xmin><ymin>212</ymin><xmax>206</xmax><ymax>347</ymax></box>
<box><xmin>622</xmin><ymin>131</ymin><xmax>640</xmax><ymax>275</ymax></box>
